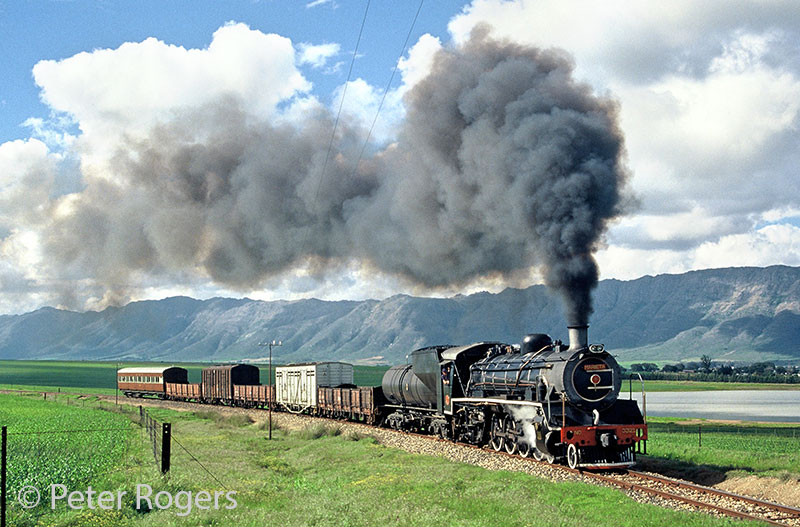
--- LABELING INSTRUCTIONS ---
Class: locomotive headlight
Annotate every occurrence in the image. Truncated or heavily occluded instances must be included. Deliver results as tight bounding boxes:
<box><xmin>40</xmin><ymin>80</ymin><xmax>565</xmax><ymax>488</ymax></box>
<box><xmin>589</xmin><ymin>344</ymin><xmax>604</xmax><ymax>353</ymax></box>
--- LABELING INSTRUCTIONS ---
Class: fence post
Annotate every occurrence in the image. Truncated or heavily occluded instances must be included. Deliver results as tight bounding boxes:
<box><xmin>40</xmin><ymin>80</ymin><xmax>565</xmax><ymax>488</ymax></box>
<box><xmin>698</xmin><ymin>424</ymin><xmax>702</xmax><ymax>448</ymax></box>
<box><xmin>161</xmin><ymin>423</ymin><xmax>171</xmax><ymax>474</ymax></box>
<box><xmin>2</xmin><ymin>425</ymin><xmax>7</xmax><ymax>527</ymax></box>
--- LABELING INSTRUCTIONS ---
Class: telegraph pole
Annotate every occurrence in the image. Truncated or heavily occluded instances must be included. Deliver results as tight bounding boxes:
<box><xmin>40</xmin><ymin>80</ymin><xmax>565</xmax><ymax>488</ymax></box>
<box><xmin>115</xmin><ymin>362</ymin><xmax>120</xmax><ymax>405</ymax></box>
<box><xmin>259</xmin><ymin>340</ymin><xmax>282</xmax><ymax>439</ymax></box>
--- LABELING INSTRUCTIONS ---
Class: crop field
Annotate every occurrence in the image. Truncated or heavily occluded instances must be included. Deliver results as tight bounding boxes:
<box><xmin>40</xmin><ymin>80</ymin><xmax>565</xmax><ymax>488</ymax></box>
<box><xmin>640</xmin><ymin>380</ymin><xmax>800</xmax><ymax>392</ymax></box>
<box><xmin>0</xmin><ymin>393</ymin><xmax>137</xmax><ymax>525</ymax></box>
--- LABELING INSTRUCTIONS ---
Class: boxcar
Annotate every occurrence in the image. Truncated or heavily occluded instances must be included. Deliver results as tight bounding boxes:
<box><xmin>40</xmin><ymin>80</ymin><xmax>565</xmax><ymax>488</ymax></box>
<box><xmin>202</xmin><ymin>364</ymin><xmax>260</xmax><ymax>402</ymax></box>
<box><xmin>276</xmin><ymin>362</ymin><xmax>353</xmax><ymax>412</ymax></box>
<box><xmin>118</xmin><ymin>366</ymin><xmax>188</xmax><ymax>398</ymax></box>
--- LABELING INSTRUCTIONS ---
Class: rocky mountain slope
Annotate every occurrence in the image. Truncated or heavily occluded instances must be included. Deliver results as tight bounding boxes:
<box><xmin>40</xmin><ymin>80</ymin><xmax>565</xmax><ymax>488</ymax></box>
<box><xmin>0</xmin><ymin>266</ymin><xmax>797</xmax><ymax>364</ymax></box>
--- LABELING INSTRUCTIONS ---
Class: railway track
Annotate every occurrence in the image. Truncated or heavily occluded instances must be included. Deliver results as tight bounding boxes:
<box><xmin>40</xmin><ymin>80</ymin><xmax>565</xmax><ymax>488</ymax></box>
<box><xmin>449</xmin><ymin>438</ymin><xmax>800</xmax><ymax>525</ymax></box>
<box><xmin>8</xmin><ymin>388</ymin><xmax>800</xmax><ymax>525</ymax></box>
<box><xmin>350</xmin><ymin>421</ymin><xmax>800</xmax><ymax>526</ymax></box>
<box><xmin>579</xmin><ymin>469</ymin><xmax>800</xmax><ymax>526</ymax></box>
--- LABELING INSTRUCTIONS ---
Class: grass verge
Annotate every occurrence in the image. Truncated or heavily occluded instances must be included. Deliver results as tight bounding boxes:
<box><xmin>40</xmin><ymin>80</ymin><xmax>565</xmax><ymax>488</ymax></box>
<box><xmin>1</xmin><ymin>393</ymin><xmax>756</xmax><ymax>526</ymax></box>
<box><xmin>642</xmin><ymin>417</ymin><xmax>800</xmax><ymax>482</ymax></box>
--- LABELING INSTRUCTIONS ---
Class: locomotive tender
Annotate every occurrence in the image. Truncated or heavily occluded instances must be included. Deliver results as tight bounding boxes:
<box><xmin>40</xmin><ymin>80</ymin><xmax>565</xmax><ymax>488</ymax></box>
<box><xmin>117</xmin><ymin>326</ymin><xmax>647</xmax><ymax>469</ymax></box>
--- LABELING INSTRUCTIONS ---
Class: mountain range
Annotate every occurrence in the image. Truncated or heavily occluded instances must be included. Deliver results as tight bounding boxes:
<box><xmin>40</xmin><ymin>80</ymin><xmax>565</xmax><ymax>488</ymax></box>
<box><xmin>0</xmin><ymin>265</ymin><xmax>798</xmax><ymax>365</ymax></box>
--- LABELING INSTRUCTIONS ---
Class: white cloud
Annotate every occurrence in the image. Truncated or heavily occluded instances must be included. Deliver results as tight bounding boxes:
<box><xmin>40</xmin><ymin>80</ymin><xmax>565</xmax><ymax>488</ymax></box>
<box><xmin>331</xmin><ymin>78</ymin><xmax>403</xmax><ymax>144</ymax></box>
<box><xmin>693</xmin><ymin>224</ymin><xmax>800</xmax><ymax>269</ymax></box>
<box><xmin>4</xmin><ymin>5</ymin><xmax>800</xmax><ymax>314</ymax></box>
<box><xmin>0</xmin><ymin>139</ymin><xmax>57</xmax><ymax>227</ymax></box>
<box><xmin>326</xmin><ymin>33</ymin><xmax>442</xmax><ymax>145</ymax></box>
<box><xmin>449</xmin><ymin>0</ymin><xmax>800</xmax><ymax>270</ymax></box>
<box><xmin>32</xmin><ymin>22</ymin><xmax>311</xmax><ymax>169</ymax></box>
<box><xmin>297</xmin><ymin>42</ymin><xmax>340</xmax><ymax>69</ymax></box>
<box><xmin>397</xmin><ymin>33</ymin><xmax>442</xmax><ymax>93</ymax></box>
<box><xmin>597</xmin><ymin>223</ymin><xmax>800</xmax><ymax>281</ymax></box>
<box><xmin>306</xmin><ymin>0</ymin><xmax>337</xmax><ymax>8</ymax></box>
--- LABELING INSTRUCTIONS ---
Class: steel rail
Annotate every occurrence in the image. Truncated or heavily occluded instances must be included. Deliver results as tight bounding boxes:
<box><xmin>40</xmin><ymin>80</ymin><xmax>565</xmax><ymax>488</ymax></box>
<box><xmin>626</xmin><ymin>470</ymin><xmax>800</xmax><ymax>522</ymax></box>
<box><xmin>580</xmin><ymin>470</ymin><xmax>792</xmax><ymax>526</ymax></box>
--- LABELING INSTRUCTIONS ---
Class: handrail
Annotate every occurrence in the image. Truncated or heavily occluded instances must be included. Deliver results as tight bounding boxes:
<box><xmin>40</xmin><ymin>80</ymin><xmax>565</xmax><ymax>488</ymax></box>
<box><xmin>628</xmin><ymin>373</ymin><xmax>647</xmax><ymax>424</ymax></box>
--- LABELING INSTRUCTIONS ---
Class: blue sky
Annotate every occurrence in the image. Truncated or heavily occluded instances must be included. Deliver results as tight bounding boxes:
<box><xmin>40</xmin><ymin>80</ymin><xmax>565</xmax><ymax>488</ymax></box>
<box><xmin>0</xmin><ymin>0</ymin><xmax>464</xmax><ymax>144</ymax></box>
<box><xmin>1</xmin><ymin>0</ymin><xmax>799</xmax><ymax>314</ymax></box>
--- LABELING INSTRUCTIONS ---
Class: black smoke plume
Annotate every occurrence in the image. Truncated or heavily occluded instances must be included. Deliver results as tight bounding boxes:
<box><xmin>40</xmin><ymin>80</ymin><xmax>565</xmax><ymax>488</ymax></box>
<box><xmin>45</xmin><ymin>29</ymin><xmax>629</xmax><ymax>323</ymax></box>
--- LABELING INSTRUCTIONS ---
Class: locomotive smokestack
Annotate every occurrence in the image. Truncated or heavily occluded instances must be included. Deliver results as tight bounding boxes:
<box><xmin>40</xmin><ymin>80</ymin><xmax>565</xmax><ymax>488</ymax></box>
<box><xmin>567</xmin><ymin>325</ymin><xmax>589</xmax><ymax>351</ymax></box>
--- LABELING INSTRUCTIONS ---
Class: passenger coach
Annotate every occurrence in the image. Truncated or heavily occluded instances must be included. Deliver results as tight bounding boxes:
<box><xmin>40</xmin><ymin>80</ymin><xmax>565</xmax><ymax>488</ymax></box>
<box><xmin>117</xmin><ymin>366</ymin><xmax>188</xmax><ymax>398</ymax></box>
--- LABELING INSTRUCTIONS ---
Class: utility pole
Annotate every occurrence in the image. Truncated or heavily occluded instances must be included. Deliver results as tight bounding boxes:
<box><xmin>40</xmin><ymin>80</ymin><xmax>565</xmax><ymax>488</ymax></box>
<box><xmin>115</xmin><ymin>362</ymin><xmax>120</xmax><ymax>405</ymax></box>
<box><xmin>258</xmin><ymin>340</ymin><xmax>282</xmax><ymax>439</ymax></box>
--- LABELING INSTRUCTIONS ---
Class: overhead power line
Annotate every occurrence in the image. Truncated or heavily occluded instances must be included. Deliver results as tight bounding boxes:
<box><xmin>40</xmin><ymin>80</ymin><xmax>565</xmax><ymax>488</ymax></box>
<box><xmin>350</xmin><ymin>0</ymin><xmax>425</xmax><ymax>178</ymax></box>
<box><xmin>312</xmin><ymin>0</ymin><xmax>372</xmax><ymax>213</ymax></box>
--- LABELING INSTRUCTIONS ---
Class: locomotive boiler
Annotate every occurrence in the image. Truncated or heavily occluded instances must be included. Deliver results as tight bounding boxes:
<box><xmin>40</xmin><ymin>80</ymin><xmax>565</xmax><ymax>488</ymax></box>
<box><xmin>380</xmin><ymin>326</ymin><xmax>647</xmax><ymax>469</ymax></box>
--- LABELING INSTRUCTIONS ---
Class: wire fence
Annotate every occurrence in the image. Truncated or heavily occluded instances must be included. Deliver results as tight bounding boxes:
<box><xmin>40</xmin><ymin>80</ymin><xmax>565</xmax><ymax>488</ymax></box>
<box><xmin>647</xmin><ymin>422</ymin><xmax>800</xmax><ymax>452</ymax></box>
<box><xmin>0</xmin><ymin>400</ymin><xmax>170</xmax><ymax>527</ymax></box>
<box><xmin>1</xmin><ymin>422</ymin><xmax>134</xmax><ymax>527</ymax></box>
<box><xmin>138</xmin><ymin>406</ymin><xmax>171</xmax><ymax>474</ymax></box>
<box><xmin>0</xmin><ymin>394</ymin><xmax>241</xmax><ymax>527</ymax></box>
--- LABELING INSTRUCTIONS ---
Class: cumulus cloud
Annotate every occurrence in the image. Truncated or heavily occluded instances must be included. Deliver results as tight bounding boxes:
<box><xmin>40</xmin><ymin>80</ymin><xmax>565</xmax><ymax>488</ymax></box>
<box><xmin>449</xmin><ymin>0</ymin><xmax>800</xmax><ymax>278</ymax></box>
<box><xmin>4</xmin><ymin>2</ymin><xmax>800</xmax><ymax>315</ymax></box>
<box><xmin>4</xmin><ymin>26</ymin><xmax>630</xmax><ymax>323</ymax></box>
<box><xmin>0</xmin><ymin>139</ymin><xmax>57</xmax><ymax>228</ymax></box>
<box><xmin>297</xmin><ymin>42</ymin><xmax>341</xmax><ymax>69</ymax></box>
<box><xmin>597</xmin><ymin>223</ymin><xmax>800</xmax><ymax>281</ymax></box>
<box><xmin>693</xmin><ymin>224</ymin><xmax>800</xmax><ymax>268</ymax></box>
<box><xmin>31</xmin><ymin>22</ymin><xmax>310</xmax><ymax>171</ymax></box>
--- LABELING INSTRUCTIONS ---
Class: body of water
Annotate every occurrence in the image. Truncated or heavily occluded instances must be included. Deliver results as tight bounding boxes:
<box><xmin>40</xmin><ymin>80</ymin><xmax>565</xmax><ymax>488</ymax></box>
<box><xmin>627</xmin><ymin>390</ymin><xmax>800</xmax><ymax>422</ymax></box>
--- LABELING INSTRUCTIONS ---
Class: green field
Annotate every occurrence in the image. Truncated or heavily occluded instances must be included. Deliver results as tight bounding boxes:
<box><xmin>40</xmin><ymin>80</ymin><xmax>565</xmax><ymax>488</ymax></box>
<box><xmin>0</xmin><ymin>393</ymin><xmax>144</xmax><ymax>526</ymax></box>
<box><xmin>3</xmin><ymin>360</ymin><xmax>799</xmax><ymax>396</ymax></box>
<box><xmin>1</xmin><ymin>392</ymin><xmax>752</xmax><ymax>527</ymax></box>
<box><xmin>641</xmin><ymin>417</ymin><xmax>800</xmax><ymax>478</ymax></box>
<box><xmin>0</xmin><ymin>360</ymin><xmax>389</xmax><ymax>394</ymax></box>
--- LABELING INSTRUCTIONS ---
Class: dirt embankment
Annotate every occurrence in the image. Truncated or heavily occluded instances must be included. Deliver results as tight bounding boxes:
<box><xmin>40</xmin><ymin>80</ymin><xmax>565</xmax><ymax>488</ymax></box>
<box><xmin>717</xmin><ymin>476</ymin><xmax>800</xmax><ymax>508</ymax></box>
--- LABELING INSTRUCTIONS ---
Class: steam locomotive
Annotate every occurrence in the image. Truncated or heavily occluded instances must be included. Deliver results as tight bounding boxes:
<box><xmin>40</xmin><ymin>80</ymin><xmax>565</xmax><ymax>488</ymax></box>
<box><xmin>118</xmin><ymin>325</ymin><xmax>647</xmax><ymax>470</ymax></box>
<box><xmin>382</xmin><ymin>325</ymin><xmax>647</xmax><ymax>468</ymax></box>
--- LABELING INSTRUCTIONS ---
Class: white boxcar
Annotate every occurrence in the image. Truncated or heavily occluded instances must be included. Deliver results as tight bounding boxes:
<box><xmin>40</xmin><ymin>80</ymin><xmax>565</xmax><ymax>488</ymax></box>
<box><xmin>275</xmin><ymin>362</ymin><xmax>354</xmax><ymax>411</ymax></box>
